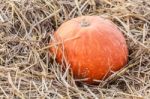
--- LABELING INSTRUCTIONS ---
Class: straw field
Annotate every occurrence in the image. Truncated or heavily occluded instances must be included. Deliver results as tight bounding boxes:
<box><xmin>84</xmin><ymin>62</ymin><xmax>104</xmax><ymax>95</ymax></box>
<box><xmin>0</xmin><ymin>0</ymin><xmax>150</xmax><ymax>99</ymax></box>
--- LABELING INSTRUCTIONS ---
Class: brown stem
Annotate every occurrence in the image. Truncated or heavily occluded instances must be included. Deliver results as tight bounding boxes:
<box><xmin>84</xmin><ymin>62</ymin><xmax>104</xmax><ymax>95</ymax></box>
<box><xmin>80</xmin><ymin>18</ymin><xmax>90</xmax><ymax>27</ymax></box>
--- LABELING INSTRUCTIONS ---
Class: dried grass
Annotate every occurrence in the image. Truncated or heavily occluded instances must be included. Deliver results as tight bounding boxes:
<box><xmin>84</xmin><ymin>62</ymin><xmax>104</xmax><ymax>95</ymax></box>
<box><xmin>0</xmin><ymin>0</ymin><xmax>150</xmax><ymax>99</ymax></box>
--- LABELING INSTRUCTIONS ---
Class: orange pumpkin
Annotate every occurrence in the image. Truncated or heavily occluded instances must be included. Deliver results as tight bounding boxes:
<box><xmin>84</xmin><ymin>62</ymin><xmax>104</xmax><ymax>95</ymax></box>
<box><xmin>50</xmin><ymin>16</ymin><xmax>128</xmax><ymax>84</ymax></box>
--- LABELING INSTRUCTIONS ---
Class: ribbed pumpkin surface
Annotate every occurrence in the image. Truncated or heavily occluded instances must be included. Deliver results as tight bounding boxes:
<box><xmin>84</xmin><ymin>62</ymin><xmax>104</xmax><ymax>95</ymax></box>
<box><xmin>50</xmin><ymin>16</ymin><xmax>128</xmax><ymax>84</ymax></box>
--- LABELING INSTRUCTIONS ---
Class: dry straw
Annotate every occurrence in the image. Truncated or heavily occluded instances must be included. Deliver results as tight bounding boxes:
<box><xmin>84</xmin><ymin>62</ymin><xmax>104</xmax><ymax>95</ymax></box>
<box><xmin>0</xmin><ymin>0</ymin><xmax>150</xmax><ymax>98</ymax></box>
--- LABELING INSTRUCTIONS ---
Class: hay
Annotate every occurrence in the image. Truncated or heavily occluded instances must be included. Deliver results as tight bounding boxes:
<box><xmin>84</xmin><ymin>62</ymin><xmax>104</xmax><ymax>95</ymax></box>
<box><xmin>0</xmin><ymin>0</ymin><xmax>150</xmax><ymax>98</ymax></box>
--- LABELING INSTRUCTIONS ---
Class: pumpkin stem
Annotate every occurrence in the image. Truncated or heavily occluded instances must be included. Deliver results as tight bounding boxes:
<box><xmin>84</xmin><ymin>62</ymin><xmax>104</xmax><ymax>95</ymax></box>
<box><xmin>81</xmin><ymin>18</ymin><xmax>90</xmax><ymax>27</ymax></box>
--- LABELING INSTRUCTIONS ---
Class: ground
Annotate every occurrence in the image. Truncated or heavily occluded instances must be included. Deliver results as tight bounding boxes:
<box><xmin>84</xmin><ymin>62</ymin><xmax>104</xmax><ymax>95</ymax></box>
<box><xmin>0</xmin><ymin>0</ymin><xmax>150</xmax><ymax>99</ymax></box>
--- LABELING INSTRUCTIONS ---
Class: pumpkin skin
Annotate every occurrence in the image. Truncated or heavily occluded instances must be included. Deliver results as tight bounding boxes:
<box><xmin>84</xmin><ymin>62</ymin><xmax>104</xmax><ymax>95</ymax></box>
<box><xmin>50</xmin><ymin>16</ymin><xmax>128</xmax><ymax>84</ymax></box>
